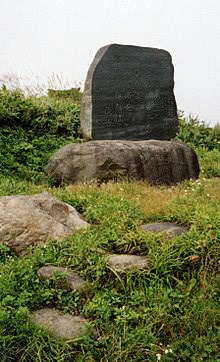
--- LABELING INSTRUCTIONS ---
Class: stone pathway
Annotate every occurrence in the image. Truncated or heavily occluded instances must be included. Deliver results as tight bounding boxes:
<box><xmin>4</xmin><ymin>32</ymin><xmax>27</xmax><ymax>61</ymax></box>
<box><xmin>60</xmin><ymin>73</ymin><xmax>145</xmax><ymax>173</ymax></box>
<box><xmin>31</xmin><ymin>221</ymin><xmax>190</xmax><ymax>339</ymax></box>
<box><xmin>31</xmin><ymin>254</ymin><xmax>149</xmax><ymax>338</ymax></box>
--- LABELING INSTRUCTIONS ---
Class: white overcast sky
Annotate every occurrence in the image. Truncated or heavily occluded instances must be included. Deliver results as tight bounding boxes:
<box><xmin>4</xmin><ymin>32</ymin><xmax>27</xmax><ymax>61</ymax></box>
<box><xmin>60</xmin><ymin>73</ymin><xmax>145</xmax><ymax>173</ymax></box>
<box><xmin>0</xmin><ymin>0</ymin><xmax>220</xmax><ymax>125</ymax></box>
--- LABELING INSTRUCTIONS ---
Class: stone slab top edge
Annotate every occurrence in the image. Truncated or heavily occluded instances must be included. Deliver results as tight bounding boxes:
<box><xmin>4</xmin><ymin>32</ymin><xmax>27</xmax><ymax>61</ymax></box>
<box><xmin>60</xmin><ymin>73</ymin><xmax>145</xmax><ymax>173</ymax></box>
<box><xmin>97</xmin><ymin>43</ymin><xmax>172</xmax><ymax>56</ymax></box>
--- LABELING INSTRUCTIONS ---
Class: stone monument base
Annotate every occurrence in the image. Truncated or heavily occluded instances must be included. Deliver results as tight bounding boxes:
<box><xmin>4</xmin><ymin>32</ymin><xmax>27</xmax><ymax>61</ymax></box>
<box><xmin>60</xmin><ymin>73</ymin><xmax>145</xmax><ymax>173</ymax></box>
<box><xmin>45</xmin><ymin>140</ymin><xmax>200</xmax><ymax>186</ymax></box>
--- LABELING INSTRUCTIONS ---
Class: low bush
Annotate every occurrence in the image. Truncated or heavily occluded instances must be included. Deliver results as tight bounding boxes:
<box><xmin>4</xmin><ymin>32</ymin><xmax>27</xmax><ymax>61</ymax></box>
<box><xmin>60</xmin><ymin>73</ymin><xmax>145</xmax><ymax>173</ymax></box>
<box><xmin>176</xmin><ymin>112</ymin><xmax>220</xmax><ymax>151</ymax></box>
<box><xmin>0</xmin><ymin>86</ymin><xmax>81</xmax><ymax>181</ymax></box>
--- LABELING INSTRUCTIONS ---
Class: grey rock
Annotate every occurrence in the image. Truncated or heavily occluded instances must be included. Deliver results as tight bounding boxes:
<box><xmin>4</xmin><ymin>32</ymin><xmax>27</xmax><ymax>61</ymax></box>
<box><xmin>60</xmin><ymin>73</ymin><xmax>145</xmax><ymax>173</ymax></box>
<box><xmin>37</xmin><ymin>266</ymin><xmax>86</xmax><ymax>291</ymax></box>
<box><xmin>0</xmin><ymin>192</ymin><xmax>89</xmax><ymax>255</ymax></box>
<box><xmin>108</xmin><ymin>254</ymin><xmax>148</xmax><ymax>271</ymax></box>
<box><xmin>80</xmin><ymin>44</ymin><xmax>178</xmax><ymax>141</ymax></box>
<box><xmin>139</xmin><ymin>222</ymin><xmax>189</xmax><ymax>237</ymax></box>
<box><xmin>45</xmin><ymin>140</ymin><xmax>200</xmax><ymax>185</ymax></box>
<box><xmin>30</xmin><ymin>308</ymin><xmax>88</xmax><ymax>340</ymax></box>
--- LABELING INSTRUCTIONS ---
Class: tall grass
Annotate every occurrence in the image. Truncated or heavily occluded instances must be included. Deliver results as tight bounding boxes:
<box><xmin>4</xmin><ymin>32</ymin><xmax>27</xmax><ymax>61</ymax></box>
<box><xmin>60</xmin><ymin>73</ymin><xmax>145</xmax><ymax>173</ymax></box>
<box><xmin>0</xmin><ymin>72</ymin><xmax>82</xmax><ymax>97</ymax></box>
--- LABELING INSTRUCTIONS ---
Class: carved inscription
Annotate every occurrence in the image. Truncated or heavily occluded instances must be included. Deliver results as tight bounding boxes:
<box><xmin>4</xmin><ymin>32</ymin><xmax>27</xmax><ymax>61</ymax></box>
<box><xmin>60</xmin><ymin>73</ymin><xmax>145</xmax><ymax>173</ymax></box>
<box><xmin>94</xmin><ymin>87</ymin><xmax>162</xmax><ymax>130</ymax></box>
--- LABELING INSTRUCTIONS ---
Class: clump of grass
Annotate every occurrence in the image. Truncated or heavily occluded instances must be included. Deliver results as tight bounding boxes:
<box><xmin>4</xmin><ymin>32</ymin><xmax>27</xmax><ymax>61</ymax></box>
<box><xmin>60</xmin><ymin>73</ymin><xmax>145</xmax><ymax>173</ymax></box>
<box><xmin>196</xmin><ymin>147</ymin><xmax>220</xmax><ymax>178</ymax></box>
<box><xmin>48</xmin><ymin>88</ymin><xmax>83</xmax><ymax>104</ymax></box>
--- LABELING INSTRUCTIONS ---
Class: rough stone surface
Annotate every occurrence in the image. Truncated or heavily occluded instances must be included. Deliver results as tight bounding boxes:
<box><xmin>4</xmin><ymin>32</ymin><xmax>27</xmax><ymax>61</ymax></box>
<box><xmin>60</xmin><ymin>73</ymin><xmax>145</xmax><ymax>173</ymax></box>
<box><xmin>30</xmin><ymin>308</ymin><xmax>88</xmax><ymax>340</ymax></box>
<box><xmin>80</xmin><ymin>43</ymin><xmax>178</xmax><ymax>141</ymax></box>
<box><xmin>37</xmin><ymin>266</ymin><xmax>86</xmax><ymax>290</ymax></box>
<box><xmin>45</xmin><ymin>140</ymin><xmax>200</xmax><ymax>185</ymax></box>
<box><xmin>139</xmin><ymin>222</ymin><xmax>190</xmax><ymax>237</ymax></box>
<box><xmin>108</xmin><ymin>254</ymin><xmax>148</xmax><ymax>271</ymax></box>
<box><xmin>0</xmin><ymin>192</ymin><xmax>89</xmax><ymax>255</ymax></box>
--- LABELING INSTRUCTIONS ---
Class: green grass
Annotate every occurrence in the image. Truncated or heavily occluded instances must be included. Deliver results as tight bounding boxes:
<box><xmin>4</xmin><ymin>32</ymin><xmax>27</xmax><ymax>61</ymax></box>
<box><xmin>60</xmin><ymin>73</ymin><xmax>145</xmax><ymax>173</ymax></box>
<box><xmin>0</xmin><ymin>86</ymin><xmax>219</xmax><ymax>361</ymax></box>
<box><xmin>0</xmin><ymin>178</ymin><xmax>219</xmax><ymax>361</ymax></box>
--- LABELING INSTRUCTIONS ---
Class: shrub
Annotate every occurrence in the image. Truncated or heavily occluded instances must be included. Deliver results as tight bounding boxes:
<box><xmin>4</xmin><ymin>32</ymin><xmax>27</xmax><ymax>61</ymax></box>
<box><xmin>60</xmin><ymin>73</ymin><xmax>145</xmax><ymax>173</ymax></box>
<box><xmin>176</xmin><ymin>112</ymin><xmax>220</xmax><ymax>150</ymax></box>
<box><xmin>0</xmin><ymin>86</ymin><xmax>81</xmax><ymax>181</ymax></box>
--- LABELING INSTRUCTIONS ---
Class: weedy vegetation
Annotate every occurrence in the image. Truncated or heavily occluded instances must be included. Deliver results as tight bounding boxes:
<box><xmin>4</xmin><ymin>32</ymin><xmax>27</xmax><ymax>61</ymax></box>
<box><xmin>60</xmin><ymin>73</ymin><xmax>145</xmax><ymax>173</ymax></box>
<box><xmin>0</xmin><ymin>81</ymin><xmax>219</xmax><ymax>361</ymax></box>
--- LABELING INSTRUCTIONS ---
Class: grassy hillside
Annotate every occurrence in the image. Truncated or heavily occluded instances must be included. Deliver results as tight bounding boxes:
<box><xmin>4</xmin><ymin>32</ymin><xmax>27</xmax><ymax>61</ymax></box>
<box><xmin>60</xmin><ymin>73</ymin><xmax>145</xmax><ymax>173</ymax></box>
<box><xmin>0</xmin><ymin>86</ymin><xmax>219</xmax><ymax>361</ymax></box>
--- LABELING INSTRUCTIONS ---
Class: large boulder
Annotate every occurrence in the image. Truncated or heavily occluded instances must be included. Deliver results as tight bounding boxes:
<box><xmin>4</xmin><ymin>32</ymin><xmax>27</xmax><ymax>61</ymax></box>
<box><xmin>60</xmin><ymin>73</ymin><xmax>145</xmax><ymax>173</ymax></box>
<box><xmin>0</xmin><ymin>192</ymin><xmax>89</xmax><ymax>255</ymax></box>
<box><xmin>45</xmin><ymin>140</ymin><xmax>200</xmax><ymax>185</ymax></box>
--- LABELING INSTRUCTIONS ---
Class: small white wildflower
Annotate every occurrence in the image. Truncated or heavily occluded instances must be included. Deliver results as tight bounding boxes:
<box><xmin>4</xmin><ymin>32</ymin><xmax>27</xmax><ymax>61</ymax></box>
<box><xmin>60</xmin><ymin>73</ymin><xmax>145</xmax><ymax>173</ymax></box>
<box><xmin>206</xmin><ymin>194</ymin><xmax>210</xmax><ymax>197</ymax></box>
<box><xmin>156</xmin><ymin>353</ymin><xmax>161</xmax><ymax>360</ymax></box>
<box><xmin>192</xmin><ymin>188</ymin><xmax>195</xmax><ymax>191</ymax></box>
<box><xmin>119</xmin><ymin>188</ymin><xmax>124</xmax><ymax>191</ymax></box>
<box><xmin>165</xmin><ymin>349</ymin><xmax>169</xmax><ymax>354</ymax></box>
<box><xmin>169</xmin><ymin>349</ymin><xmax>173</xmax><ymax>353</ymax></box>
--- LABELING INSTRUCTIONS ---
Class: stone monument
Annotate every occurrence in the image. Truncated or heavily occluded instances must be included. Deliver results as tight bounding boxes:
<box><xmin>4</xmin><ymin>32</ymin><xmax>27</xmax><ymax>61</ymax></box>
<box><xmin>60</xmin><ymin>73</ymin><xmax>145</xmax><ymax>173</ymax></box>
<box><xmin>80</xmin><ymin>43</ymin><xmax>178</xmax><ymax>140</ymax></box>
<box><xmin>45</xmin><ymin>44</ymin><xmax>200</xmax><ymax>185</ymax></box>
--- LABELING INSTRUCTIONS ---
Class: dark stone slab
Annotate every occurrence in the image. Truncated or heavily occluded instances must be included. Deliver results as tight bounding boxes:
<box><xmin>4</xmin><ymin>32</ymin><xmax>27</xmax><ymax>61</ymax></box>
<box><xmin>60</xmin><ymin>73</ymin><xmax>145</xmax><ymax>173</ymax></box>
<box><xmin>80</xmin><ymin>44</ymin><xmax>178</xmax><ymax>140</ymax></box>
<box><xmin>139</xmin><ymin>222</ymin><xmax>190</xmax><ymax>237</ymax></box>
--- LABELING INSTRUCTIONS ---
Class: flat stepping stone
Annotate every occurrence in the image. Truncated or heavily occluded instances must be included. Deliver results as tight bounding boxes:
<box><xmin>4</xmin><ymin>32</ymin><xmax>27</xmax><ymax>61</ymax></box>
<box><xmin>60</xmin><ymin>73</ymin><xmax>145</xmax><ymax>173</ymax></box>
<box><xmin>37</xmin><ymin>266</ymin><xmax>85</xmax><ymax>291</ymax></box>
<box><xmin>30</xmin><ymin>308</ymin><xmax>88</xmax><ymax>340</ymax></box>
<box><xmin>108</xmin><ymin>254</ymin><xmax>148</xmax><ymax>272</ymax></box>
<box><xmin>139</xmin><ymin>222</ymin><xmax>189</xmax><ymax>237</ymax></box>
